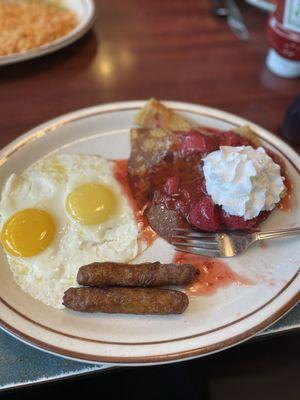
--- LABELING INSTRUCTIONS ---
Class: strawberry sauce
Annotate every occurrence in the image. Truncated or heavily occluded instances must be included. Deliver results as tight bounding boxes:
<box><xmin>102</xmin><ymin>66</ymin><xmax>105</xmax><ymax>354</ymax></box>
<box><xmin>174</xmin><ymin>252</ymin><xmax>251</xmax><ymax>296</ymax></box>
<box><xmin>113</xmin><ymin>159</ymin><xmax>157</xmax><ymax>248</ymax></box>
<box><xmin>128</xmin><ymin>126</ymin><xmax>293</xmax><ymax>238</ymax></box>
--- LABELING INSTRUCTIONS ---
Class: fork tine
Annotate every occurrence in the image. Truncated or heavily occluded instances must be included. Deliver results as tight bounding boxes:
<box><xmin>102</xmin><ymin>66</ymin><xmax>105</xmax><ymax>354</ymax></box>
<box><xmin>172</xmin><ymin>228</ymin><xmax>215</xmax><ymax>237</ymax></box>
<box><xmin>175</xmin><ymin>247</ymin><xmax>221</xmax><ymax>257</ymax></box>
<box><xmin>171</xmin><ymin>241</ymin><xmax>219</xmax><ymax>249</ymax></box>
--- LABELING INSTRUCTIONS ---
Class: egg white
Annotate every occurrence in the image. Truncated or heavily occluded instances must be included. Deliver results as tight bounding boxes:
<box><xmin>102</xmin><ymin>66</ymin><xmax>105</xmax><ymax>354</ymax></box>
<box><xmin>0</xmin><ymin>154</ymin><xmax>138</xmax><ymax>309</ymax></box>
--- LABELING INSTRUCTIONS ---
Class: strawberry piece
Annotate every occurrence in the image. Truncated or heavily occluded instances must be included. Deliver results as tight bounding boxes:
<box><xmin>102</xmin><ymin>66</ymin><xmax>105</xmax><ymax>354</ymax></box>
<box><xmin>174</xmin><ymin>188</ymin><xmax>192</xmax><ymax>215</ymax></box>
<box><xmin>188</xmin><ymin>197</ymin><xmax>221</xmax><ymax>231</ymax></box>
<box><xmin>164</xmin><ymin>176</ymin><xmax>180</xmax><ymax>195</ymax></box>
<box><xmin>179</xmin><ymin>131</ymin><xmax>219</xmax><ymax>157</ymax></box>
<box><xmin>196</xmin><ymin>178</ymin><xmax>207</xmax><ymax>196</ymax></box>
<box><xmin>216</xmin><ymin>130</ymin><xmax>251</xmax><ymax>147</ymax></box>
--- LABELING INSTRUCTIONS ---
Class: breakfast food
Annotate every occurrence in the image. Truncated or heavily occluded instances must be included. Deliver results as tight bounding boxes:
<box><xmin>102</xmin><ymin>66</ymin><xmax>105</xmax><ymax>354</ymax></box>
<box><xmin>0</xmin><ymin>99</ymin><xmax>289</xmax><ymax>314</ymax></box>
<box><xmin>203</xmin><ymin>146</ymin><xmax>285</xmax><ymax>220</ymax></box>
<box><xmin>63</xmin><ymin>287</ymin><xmax>189</xmax><ymax>314</ymax></box>
<box><xmin>0</xmin><ymin>154</ymin><xmax>139</xmax><ymax>308</ymax></box>
<box><xmin>77</xmin><ymin>261</ymin><xmax>198</xmax><ymax>287</ymax></box>
<box><xmin>129</xmin><ymin>99</ymin><xmax>287</xmax><ymax>240</ymax></box>
<box><xmin>0</xmin><ymin>0</ymin><xmax>77</xmax><ymax>57</ymax></box>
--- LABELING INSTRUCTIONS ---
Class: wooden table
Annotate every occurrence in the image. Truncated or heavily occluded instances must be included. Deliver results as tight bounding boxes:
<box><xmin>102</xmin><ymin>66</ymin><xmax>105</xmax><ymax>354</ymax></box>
<box><xmin>0</xmin><ymin>0</ymin><xmax>299</xmax><ymax>391</ymax></box>
<box><xmin>0</xmin><ymin>0</ymin><xmax>299</xmax><ymax>151</ymax></box>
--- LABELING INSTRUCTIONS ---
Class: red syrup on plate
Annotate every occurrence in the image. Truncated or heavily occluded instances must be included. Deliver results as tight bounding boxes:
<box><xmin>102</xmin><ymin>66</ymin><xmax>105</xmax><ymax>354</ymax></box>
<box><xmin>113</xmin><ymin>159</ymin><xmax>157</xmax><ymax>249</ymax></box>
<box><xmin>174</xmin><ymin>252</ymin><xmax>252</xmax><ymax>296</ymax></box>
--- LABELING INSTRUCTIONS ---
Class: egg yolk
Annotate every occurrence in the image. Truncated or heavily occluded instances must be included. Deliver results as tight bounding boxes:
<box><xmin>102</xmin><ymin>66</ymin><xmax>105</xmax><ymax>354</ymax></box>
<box><xmin>66</xmin><ymin>183</ymin><xmax>117</xmax><ymax>225</ymax></box>
<box><xmin>1</xmin><ymin>209</ymin><xmax>56</xmax><ymax>257</ymax></box>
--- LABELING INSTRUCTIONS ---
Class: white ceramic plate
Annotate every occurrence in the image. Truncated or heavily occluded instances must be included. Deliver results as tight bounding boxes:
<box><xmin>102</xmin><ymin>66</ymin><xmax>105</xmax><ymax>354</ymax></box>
<box><xmin>0</xmin><ymin>101</ymin><xmax>299</xmax><ymax>365</ymax></box>
<box><xmin>0</xmin><ymin>0</ymin><xmax>95</xmax><ymax>66</ymax></box>
<box><xmin>246</xmin><ymin>0</ymin><xmax>276</xmax><ymax>12</ymax></box>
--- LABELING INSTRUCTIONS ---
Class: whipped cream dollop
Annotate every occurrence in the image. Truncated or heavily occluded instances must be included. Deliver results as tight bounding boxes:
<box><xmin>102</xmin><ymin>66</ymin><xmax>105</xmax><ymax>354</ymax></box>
<box><xmin>203</xmin><ymin>146</ymin><xmax>285</xmax><ymax>220</ymax></box>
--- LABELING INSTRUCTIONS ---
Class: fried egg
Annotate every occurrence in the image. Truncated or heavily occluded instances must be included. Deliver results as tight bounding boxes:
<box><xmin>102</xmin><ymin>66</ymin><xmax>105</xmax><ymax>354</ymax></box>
<box><xmin>0</xmin><ymin>154</ymin><xmax>138</xmax><ymax>308</ymax></box>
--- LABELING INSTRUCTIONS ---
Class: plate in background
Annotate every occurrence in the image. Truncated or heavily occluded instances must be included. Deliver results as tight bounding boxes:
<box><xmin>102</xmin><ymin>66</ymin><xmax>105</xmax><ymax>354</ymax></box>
<box><xmin>0</xmin><ymin>101</ymin><xmax>298</xmax><ymax>365</ymax></box>
<box><xmin>0</xmin><ymin>0</ymin><xmax>95</xmax><ymax>66</ymax></box>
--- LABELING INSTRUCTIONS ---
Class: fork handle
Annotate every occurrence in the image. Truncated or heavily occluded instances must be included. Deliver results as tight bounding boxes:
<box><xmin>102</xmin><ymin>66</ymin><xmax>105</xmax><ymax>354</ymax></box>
<box><xmin>256</xmin><ymin>227</ymin><xmax>300</xmax><ymax>241</ymax></box>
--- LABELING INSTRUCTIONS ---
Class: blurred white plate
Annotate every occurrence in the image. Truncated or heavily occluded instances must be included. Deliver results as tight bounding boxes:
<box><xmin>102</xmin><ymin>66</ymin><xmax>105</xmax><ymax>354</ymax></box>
<box><xmin>0</xmin><ymin>0</ymin><xmax>95</xmax><ymax>66</ymax></box>
<box><xmin>0</xmin><ymin>101</ymin><xmax>299</xmax><ymax>365</ymax></box>
<box><xmin>246</xmin><ymin>0</ymin><xmax>276</xmax><ymax>12</ymax></box>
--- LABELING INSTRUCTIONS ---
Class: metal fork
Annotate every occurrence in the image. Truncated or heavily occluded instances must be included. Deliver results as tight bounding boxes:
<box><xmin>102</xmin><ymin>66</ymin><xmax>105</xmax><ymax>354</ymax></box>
<box><xmin>211</xmin><ymin>0</ymin><xmax>250</xmax><ymax>41</ymax></box>
<box><xmin>171</xmin><ymin>227</ymin><xmax>300</xmax><ymax>258</ymax></box>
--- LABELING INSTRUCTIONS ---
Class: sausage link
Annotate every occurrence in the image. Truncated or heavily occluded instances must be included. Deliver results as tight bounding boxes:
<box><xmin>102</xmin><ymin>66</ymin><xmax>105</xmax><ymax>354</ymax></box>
<box><xmin>63</xmin><ymin>287</ymin><xmax>189</xmax><ymax>315</ymax></box>
<box><xmin>77</xmin><ymin>262</ymin><xmax>198</xmax><ymax>287</ymax></box>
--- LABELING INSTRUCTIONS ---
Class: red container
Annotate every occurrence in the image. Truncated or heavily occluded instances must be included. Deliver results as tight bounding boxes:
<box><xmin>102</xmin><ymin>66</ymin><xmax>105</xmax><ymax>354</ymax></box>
<box><xmin>266</xmin><ymin>0</ymin><xmax>300</xmax><ymax>78</ymax></box>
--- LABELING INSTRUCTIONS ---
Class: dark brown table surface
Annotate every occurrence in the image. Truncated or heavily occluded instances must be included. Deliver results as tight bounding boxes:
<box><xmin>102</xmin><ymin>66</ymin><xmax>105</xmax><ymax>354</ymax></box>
<box><xmin>0</xmin><ymin>0</ymin><xmax>299</xmax><ymax>153</ymax></box>
<box><xmin>0</xmin><ymin>0</ymin><xmax>299</xmax><ymax>391</ymax></box>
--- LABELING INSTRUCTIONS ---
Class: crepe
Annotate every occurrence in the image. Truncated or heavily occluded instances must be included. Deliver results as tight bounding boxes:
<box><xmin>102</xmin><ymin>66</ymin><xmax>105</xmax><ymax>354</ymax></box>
<box><xmin>128</xmin><ymin>99</ymin><xmax>263</xmax><ymax>241</ymax></box>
